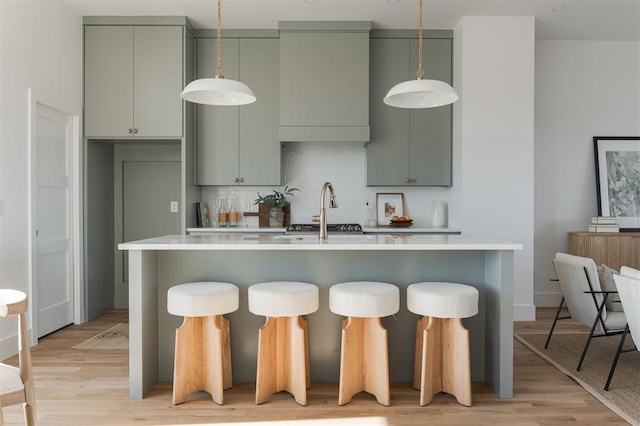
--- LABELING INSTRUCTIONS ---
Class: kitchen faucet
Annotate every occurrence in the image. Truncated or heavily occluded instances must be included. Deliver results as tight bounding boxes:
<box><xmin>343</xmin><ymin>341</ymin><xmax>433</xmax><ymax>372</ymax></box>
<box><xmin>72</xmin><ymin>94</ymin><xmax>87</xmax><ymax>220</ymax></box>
<box><xmin>312</xmin><ymin>182</ymin><xmax>338</xmax><ymax>240</ymax></box>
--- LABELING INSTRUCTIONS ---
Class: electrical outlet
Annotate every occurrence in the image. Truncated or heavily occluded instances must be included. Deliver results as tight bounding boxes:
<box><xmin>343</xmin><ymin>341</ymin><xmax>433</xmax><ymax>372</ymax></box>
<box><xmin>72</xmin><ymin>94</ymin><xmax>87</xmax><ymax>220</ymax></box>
<box><xmin>170</xmin><ymin>201</ymin><xmax>179</xmax><ymax>213</ymax></box>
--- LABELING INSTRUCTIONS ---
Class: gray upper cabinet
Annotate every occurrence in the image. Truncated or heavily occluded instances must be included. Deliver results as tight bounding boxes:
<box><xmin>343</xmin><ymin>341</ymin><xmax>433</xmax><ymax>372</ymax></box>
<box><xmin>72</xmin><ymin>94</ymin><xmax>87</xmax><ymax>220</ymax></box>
<box><xmin>84</xmin><ymin>23</ymin><xmax>184</xmax><ymax>138</ymax></box>
<box><xmin>367</xmin><ymin>33</ymin><xmax>453</xmax><ymax>186</ymax></box>
<box><xmin>278</xmin><ymin>21</ymin><xmax>371</xmax><ymax>142</ymax></box>
<box><xmin>197</xmin><ymin>36</ymin><xmax>281</xmax><ymax>186</ymax></box>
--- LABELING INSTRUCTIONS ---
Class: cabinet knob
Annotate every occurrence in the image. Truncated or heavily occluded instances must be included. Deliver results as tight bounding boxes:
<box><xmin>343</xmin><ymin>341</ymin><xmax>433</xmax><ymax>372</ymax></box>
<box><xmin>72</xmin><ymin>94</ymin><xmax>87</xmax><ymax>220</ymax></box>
<box><xmin>133</xmin><ymin>128</ymin><xmax>138</xmax><ymax>134</ymax></box>
<box><xmin>239</xmin><ymin>178</ymin><xmax>244</xmax><ymax>183</ymax></box>
<box><xmin>406</xmin><ymin>178</ymin><xmax>410</xmax><ymax>183</ymax></box>
<box><xmin>128</xmin><ymin>129</ymin><xmax>133</xmax><ymax>134</ymax></box>
<box><xmin>235</xmin><ymin>178</ymin><xmax>239</xmax><ymax>183</ymax></box>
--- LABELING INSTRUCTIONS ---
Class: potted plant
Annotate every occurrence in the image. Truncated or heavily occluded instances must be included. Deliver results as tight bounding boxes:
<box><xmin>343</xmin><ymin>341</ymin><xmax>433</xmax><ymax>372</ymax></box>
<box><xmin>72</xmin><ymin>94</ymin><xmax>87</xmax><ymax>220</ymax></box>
<box><xmin>254</xmin><ymin>186</ymin><xmax>299</xmax><ymax>227</ymax></box>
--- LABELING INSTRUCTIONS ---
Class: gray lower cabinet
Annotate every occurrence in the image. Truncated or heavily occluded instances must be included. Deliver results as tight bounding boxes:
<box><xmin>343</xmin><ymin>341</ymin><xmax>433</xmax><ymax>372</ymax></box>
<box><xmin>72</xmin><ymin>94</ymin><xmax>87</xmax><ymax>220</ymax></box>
<box><xmin>197</xmin><ymin>37</ymin><xmax>281</xmax><ymax>186</ymax></box>
<box><xmin>367</xmin><ymin>35</ymin><xmax>453</xmax><ymax>186</ymax></box>
<box><xmin>84</xmin><ymin>25</ymin><xmax>184</xmax><ymax>138</ymax></box>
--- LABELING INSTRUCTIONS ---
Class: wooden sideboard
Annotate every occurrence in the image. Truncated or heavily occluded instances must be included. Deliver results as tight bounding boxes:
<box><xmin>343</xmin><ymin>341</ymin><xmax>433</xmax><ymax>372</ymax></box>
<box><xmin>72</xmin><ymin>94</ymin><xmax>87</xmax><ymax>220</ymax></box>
<box><xmin>567</xmin><ymin>232</ymin><xmax>640</xmax><ymax>271</ymax></box>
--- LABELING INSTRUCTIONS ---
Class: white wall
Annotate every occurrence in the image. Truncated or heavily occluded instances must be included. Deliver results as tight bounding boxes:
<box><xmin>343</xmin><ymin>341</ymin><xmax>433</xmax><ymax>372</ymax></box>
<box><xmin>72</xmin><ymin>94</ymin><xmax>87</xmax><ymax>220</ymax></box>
<box><xmin>534</xmin><ymin>40</ymin><xmax>640</xmax><ymax>307</ymax></box>
<box><xmin>454</xmin><ymin>16</ymin><xmax>536</xmax><ymax>320</ymax></box>
<box><xmin>0</xmin><ymin>1</ymin><xmax>82</xmax><ymax>356</ymax></box>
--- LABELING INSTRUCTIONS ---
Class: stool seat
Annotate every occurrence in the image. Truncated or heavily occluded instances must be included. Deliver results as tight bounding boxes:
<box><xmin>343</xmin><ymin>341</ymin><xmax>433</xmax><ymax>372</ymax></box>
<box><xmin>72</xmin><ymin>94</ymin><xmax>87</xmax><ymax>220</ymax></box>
<box><xmin>249</xmin><ymin>281</ymin><xmax>319</xmax><ymax>406</ymax></box>
<box><xmin>408</xmin><ymin>282</ymin><xmax>478</xmax><ymax>319</ymax></box>
<box><xmin>167</xmin><ymin>281</ymin><xmax>239</xmax><ymax>406</ymax></box>
<box><xmin>168</xmin><ymin>282</ymin><xmax>239</xmax><ymax>317</ymax></box>
<box><xmin>249</xmin><ymin>281</ymin><xmax>318</xmax><ymax>317</ymax></box>
<box><xmin>329</xmin><ymin>281</ymin><xmax>399</xmax><ymax>318</ymax></box>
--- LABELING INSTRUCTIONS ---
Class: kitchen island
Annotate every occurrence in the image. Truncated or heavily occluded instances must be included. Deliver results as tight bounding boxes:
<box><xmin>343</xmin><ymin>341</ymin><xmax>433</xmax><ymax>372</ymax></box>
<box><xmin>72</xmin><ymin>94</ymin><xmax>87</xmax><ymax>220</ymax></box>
<box><xmin>119</xmin><ymin>234</ymin><xmax>522</xmax><ymax>400</ymax></box>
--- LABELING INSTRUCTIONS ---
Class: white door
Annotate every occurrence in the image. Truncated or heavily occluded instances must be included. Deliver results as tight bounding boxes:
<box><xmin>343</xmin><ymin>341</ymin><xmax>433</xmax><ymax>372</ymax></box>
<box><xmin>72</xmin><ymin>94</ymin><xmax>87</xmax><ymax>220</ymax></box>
<box><xmin>34</xmin><ymin>104</ymin><xmax>74</xmax><ymax>337</ymax></box>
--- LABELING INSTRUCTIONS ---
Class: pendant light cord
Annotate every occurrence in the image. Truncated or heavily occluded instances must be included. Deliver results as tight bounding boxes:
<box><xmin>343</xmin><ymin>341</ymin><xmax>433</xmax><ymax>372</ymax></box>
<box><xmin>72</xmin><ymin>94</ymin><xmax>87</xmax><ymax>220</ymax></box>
<box><xmin>215</xmin><ymin>0</ymin><xmax>223</xmax><ymax>78</ymax></box>
<box><xmin>416</xmin><ymin>0</ymin><xmax>424</xmax><ymax>80</ymax></box>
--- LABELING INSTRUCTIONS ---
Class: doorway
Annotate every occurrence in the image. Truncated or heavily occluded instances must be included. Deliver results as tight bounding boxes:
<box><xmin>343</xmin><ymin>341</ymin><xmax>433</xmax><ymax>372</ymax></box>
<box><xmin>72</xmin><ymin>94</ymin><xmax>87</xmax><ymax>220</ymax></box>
<box><xmin>29</xmin><ymin>92</ymin><xmax>81</xmax><ymax>339</ymax></box>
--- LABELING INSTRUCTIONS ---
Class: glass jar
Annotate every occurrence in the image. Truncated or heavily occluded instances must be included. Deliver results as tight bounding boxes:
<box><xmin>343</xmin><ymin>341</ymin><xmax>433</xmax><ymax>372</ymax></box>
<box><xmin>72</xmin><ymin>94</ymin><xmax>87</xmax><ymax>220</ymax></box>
<box><xmin>218</xmin><ymin>198</ymin><xmax>228</xmax><ymax>227</ymax></box>
<box><xmin>228</xmin><ymin>197</ymin><xmax>240</xmax><ymax>227</ymax></box>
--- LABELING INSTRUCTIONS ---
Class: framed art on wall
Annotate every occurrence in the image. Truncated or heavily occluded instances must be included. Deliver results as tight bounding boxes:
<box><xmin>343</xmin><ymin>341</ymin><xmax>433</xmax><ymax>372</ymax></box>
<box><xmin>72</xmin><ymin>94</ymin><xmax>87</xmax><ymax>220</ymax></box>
<box><xmin>594</xmin><ymin>136</ymin><xmax>640</xmax><ymax>232</ymax></box>
<box><xmin>376</xmin><ymin>193</ymin><xmax>404</xmax><ymax>226</ymax></box>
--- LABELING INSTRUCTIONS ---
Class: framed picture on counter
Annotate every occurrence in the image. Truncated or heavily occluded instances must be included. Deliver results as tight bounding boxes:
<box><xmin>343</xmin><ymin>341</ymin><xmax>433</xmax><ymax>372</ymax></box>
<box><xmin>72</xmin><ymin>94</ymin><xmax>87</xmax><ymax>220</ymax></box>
<box><xmin>594</xmin><ymin>136</ymin><xmax>640</xmax><ymax>232</ymax></box>
<box><xmin>376</xmin><ymin>193</ymin><xmax>404</xmax><ymax>226</ymax></box>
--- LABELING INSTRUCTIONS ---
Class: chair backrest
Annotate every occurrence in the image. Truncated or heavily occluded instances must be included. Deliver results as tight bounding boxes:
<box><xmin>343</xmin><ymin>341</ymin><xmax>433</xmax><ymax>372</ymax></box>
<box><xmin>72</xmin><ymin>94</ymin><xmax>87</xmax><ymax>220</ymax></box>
<box><xmin>553</xmin><ymin>253</ymin><xmax>607</xmax><ymax>332</ymax></box>
<box><xmin>615</xmin><ymin>266</ymin><xmax>640</xmax><ymax>350</ymax></box>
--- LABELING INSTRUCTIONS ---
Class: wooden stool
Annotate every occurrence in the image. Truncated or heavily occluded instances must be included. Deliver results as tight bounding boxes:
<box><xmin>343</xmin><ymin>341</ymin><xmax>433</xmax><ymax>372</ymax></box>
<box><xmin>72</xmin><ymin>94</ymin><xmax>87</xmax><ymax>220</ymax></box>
<box><xmin>167</xmin><ymin>281</ymin><xmax>239</xmax><ymax>405</ymax></box>
<box><xmin>248</xmin><ymin>281</ymin><xmax>319</xmax><ymax>406</ymax></box>
<box><xmin>329</xmin><ymin>281</ymin><xmax>399</xmax><ymax>406</ymax></box>
<box><xmin>407</xmin><ymin>282</ymin><xmax>479</xmax><ymax>406</ymax></box>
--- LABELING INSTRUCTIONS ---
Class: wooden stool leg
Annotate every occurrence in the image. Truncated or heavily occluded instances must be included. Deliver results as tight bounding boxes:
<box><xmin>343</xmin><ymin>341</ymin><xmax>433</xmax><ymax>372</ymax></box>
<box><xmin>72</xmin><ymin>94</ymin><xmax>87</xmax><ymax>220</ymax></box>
<box><xmin>419</xmin><ymin>316</ymin><xmax>443</xmax><ymax>406</ymax></box>
<box><xmin>364</xmin><ymin>317</ymin><xmax>390</xmax><ymax>406</ymax></box>
<box><xmin>413</xmin><ymin>316</ymin><xmax>429</xmax><ymax>390</ymax></box>
<box><xmin>442</xmin><ymin>318</ymin><xmax>472</xmax><ymax>406</ymax></box>
<box><xmin>338</xmin><ymin>317</ymin><xmax>364</xmax><ymax>405</ymax></box>
<box><xmin>173</xmin><ymin>316</ymin><xmax>203</xmax><ymax>405</ymax></box>
<box><xmin>173</xmin><ymin>315</ymin><xmax>229</xmax><ymax>405</ymax></box>
<box><xmin>338</xmin><ymin>317</ymin><xmax>390</xmax><ymax>406</ymax></box>
<box><xmin>255</xmin><ymin>316</ymin><xmax>308</xmax><ymax>406</ymax></box>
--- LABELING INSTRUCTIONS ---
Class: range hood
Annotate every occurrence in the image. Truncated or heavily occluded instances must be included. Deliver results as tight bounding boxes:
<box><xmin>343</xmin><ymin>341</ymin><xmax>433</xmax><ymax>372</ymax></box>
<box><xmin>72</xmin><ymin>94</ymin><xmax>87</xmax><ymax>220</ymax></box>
<box><xmin>278</xmin><ymin>21</ymin><xmax>371</xmax><ymax>143</ymax></box>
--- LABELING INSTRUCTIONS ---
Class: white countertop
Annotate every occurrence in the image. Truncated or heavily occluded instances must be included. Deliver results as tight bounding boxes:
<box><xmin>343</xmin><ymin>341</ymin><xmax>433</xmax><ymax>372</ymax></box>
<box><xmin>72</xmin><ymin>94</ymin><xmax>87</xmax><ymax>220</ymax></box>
<box><xmin>119</xmin><ymin>233</ymin><xmax>522</xmax><ymax>251</ymax></box>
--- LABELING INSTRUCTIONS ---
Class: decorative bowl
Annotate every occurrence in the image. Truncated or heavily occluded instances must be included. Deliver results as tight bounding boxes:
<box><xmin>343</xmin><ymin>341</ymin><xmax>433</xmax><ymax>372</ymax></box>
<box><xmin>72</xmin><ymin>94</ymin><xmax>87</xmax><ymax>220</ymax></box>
<box><xmin>389</xmin><ymin>219</ymin><xmax>413</xmax><ymax>227</ymax></box>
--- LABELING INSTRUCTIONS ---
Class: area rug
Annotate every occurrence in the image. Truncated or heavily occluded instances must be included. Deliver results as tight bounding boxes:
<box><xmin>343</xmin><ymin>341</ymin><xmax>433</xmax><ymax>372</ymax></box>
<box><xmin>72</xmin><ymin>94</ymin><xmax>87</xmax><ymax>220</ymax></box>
<box><xmin>515</xmin><ymin>332</ymin><xmax>640</xmax><ymax>425</ymax></box>
<box><xmin>72</xmin><ymin>323</ymin><xmax>129</xmax><ymax>350</ymax></box>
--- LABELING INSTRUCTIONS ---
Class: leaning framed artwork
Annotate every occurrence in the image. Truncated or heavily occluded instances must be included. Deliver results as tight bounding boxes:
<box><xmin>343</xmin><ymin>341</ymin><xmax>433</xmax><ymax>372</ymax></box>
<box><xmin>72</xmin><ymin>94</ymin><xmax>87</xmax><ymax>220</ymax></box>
<box><xmin>594</xmin><ymin>136</ymin><xmax>640</xmax><ymax>232</ymax></box>
<box><xmin>376</xmin><ymin>193</ymin><xmax>404</xmax><ymax>225</ymax></box>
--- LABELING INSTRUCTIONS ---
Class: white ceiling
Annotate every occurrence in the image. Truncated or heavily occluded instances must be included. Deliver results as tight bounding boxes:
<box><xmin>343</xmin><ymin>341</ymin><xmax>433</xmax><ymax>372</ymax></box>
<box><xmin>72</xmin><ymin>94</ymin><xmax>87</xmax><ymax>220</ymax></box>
<box><xmin>60</xmin><ymin>0</ymin><xmax>640</xmax><ymax>41</ymax></box>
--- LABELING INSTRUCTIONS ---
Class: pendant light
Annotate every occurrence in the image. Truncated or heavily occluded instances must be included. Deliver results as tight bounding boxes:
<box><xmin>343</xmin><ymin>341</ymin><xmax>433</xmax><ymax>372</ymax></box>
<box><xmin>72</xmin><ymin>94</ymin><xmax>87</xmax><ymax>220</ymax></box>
<box><xmin>383</xmin><ymin>0</ymin><xmax>458</xmax><ymax>109</ymax></box>
<box><xmin>180</xmin><ymin>0</ymin><xmax>256</xmax><ymax>106</ymax></box>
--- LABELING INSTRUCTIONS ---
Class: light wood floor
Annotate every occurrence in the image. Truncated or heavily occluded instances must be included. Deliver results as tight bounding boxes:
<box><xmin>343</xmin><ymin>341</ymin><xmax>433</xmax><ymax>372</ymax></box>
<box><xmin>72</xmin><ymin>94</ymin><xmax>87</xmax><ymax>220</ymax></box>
<box><xmin>1</xmin><ymin>309</ymin><xmax>628</xmax><ymax>425</ymax></box>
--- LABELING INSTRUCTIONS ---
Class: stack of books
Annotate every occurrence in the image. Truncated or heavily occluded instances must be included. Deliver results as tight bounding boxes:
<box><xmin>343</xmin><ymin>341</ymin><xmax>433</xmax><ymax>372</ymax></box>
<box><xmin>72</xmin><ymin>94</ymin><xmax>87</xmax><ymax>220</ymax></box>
<box><xmin>588</xmin><ymin>216</ymin><xmax>620</xmax><ymax>233</ymax></box>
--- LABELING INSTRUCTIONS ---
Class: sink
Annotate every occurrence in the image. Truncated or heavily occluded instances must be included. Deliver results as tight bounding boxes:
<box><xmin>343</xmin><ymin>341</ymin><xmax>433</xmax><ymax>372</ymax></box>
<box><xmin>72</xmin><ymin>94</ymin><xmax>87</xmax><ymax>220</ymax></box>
<box><xmin>271</xmin><ymin>235</ymin><xmax>376</xmax><ymax>243</ymax></box>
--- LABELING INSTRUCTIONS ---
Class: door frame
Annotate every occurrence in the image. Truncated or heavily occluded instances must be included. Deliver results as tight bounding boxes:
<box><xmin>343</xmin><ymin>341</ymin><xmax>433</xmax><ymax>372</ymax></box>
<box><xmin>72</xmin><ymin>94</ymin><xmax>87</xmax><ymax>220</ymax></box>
<box><xmin>28</xmin><ymin>89</ymin><xmax>83</xmax><ymax>345</ymax></box>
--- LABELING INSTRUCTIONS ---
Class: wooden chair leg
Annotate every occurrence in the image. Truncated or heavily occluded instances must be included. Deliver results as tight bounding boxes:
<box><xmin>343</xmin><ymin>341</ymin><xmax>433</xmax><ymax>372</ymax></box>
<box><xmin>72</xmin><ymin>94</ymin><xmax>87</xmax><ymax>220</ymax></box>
<box><xmin>338</xmin><ymin>317</ymin><xmax>390</xmax><ymax>406</ymax></box>
<box><xmin>255</xmin><ymin>316</ymin><xmax>308</xmax><ymax>405</ymax></box>
<box><xmin>173</xmin><ymin>315</ymin><xmax>229</xmax><ymax>405</ymax></box>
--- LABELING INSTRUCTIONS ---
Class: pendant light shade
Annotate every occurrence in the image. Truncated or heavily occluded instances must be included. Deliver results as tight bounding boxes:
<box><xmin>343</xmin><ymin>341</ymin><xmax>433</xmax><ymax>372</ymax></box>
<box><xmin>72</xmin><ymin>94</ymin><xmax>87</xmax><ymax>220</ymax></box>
<box><xmin>181</xmin><ymin>77</ymin><xmax>256</xmax><ymax>106</ymax></box>
<box><xmin>384</xmin><ymin>79</ymin><xmax>458</xmax><ymax>108</ymax></box>
<box><xmin>383</xmin><ymin>0</ymin><xmax>458</xmax><ymax>109</ymax></box>
<box><xmin>180</xmin><ymin>0</ymin><xmax>256</xmax><ymax>106</ymax></box>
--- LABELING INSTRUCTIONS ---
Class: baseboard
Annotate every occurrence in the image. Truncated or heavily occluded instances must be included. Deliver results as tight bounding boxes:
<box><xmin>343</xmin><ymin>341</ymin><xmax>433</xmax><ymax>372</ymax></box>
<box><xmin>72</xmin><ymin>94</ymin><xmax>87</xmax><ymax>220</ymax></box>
<box><xmin>513</xmin><ymin>303</ymin><xmax>536</xmax><ymax>321</ymax></box>
<box><xmin>534</xmin><ymin>292</ymin><xmax>563</xmax><ymax>308</ymax></box>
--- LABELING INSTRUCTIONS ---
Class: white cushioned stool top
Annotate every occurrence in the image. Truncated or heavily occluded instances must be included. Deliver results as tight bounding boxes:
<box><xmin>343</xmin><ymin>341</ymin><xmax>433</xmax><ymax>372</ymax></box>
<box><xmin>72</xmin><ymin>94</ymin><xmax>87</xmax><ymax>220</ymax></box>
<box><xmin>407</xmin><ymin>282</ymin><xmax>478</xmax><ymax>318</ymax></box>
<box><xmin>167</xmin><ymin>282</ymin><xmax>239</xmax><ymax>317</ymax></box>
<box><xmin>330</xmin><ymin>281</ymin><xmax>399</xmax><ymax>318</ymax></box>
<box><xmin>248</xmin><ymin>281</ymin><xmax>319</xmax><ymax>317</ymax></box>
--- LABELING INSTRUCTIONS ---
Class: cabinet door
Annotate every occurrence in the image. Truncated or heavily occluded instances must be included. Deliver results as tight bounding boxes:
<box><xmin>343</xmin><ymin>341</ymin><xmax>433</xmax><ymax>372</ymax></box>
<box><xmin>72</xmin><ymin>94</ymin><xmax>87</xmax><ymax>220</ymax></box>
<box><xmin>84</xmin><ymin>26</ymin><xmax>134</xmax><ymax>138</ymax></box>
<box><xmin>197</xmin><ymin>38</ymin><xmax>240</xmax><ymax>185</ymax></box>
<box><xmin>367</xmin><ymin>38</ymin><xmax>411</xmax><ymax>185</ymax></box>
<box><xmin>238</xmin><ymin>38</ymin><xmax>281</xmax><ymax>185</ymax></box>
<box><xmin>133</xmin><ymin>26</ymin><xmax>184</xmax><ymax>138</ymax></box>
<box><xmin>409</xmin><ymin>38</ymin><xmax>452</xmax><ymax>186</ymax></box>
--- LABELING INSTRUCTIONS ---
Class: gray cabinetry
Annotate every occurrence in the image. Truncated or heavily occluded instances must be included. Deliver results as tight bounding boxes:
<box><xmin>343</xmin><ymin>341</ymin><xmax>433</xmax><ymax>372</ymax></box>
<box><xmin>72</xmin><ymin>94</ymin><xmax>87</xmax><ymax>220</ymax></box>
<box><xmin>367</xmin><ymin>33</ymin><xmax>453</xmax><ymax>186</ymax></box>
<box><xmin>84</xmin><ymin>24</ymin><xmax>184</xmax><ymax>138</ymax></box>
<box><xmin>278</xmin><ymin>21</ymin><xmax>371</xmax><ymax>142</ymax></box>
<box><xmin>197</xmin><ymin>36</ymin><xmax>281</xmax><ymax>186</ymax></box>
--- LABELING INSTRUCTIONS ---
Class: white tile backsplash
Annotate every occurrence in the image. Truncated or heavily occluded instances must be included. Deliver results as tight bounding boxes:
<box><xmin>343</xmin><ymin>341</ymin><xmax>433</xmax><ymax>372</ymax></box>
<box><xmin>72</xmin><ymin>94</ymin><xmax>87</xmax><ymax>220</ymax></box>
<box><xmin>202</xmin><ymin>142</ymin><xmax>452</xmax><ymax>227</ymax></box>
